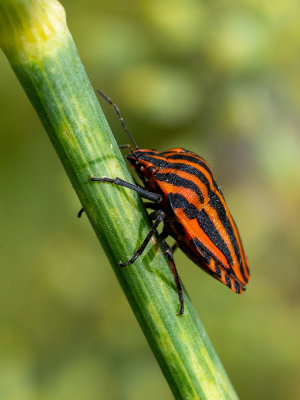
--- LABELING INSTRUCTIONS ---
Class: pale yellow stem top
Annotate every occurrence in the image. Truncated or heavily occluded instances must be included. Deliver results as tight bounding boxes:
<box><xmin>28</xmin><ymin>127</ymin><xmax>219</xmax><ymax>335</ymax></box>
<box><xmin>0</xmin><ymin>0</ymin><xmax>67</xmax><ymax>61</ymax></box>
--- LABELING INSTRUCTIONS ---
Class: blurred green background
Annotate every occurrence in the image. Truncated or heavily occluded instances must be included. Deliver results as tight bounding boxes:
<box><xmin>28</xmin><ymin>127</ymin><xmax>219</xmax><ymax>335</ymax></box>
<box><xmin>1</xmin><ymin>1</ymin><xmax>300</xmax><ymax>399</ymax></box>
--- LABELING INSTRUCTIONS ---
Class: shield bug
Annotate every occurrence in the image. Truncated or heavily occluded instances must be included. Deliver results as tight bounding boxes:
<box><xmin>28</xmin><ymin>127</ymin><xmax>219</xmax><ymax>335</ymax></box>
<box><xmin>80</xmin><ymin>90</ymin><xmax>250</xmax><ymax>315</ymax></box>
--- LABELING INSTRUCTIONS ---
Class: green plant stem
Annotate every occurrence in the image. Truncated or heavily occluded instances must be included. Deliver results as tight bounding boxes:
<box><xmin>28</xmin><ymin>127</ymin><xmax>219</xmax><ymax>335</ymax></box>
<box><xmin>0</xmin><ymin>1</ymin><xmax>239</xmax><ymax>399</ymax></box>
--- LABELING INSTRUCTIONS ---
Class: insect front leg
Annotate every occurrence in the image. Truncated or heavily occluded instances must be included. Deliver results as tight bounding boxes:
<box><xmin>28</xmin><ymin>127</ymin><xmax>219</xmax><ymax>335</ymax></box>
<box><xmin>119</xmin><ymin>209</ymin><xmax>166</xmax><ymax>267</ymax></box>
<box><xmin>78</xmin><ymin>174</ymin><xmax>153</xmax><ymax>218</ymax></box>
<box><xmin>90</xmin><ymin>175</ymin><xmax>162</xmax><ymax>203</ymax></box>
<box><xmin>160</xmin><ymin>237</ymin><xmax>184</xmax><ymax>316</ymax></box>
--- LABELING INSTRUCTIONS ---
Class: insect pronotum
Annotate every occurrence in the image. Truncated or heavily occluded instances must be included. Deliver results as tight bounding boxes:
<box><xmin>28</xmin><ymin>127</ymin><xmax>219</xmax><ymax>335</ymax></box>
<box><xmin>79</xmin><ymin>90</ymin><xmax>250</xmax><ymax>315</ymax></box>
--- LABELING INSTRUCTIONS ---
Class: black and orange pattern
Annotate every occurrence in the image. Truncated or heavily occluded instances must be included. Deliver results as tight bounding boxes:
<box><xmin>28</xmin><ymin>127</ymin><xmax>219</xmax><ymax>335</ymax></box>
<box><xmin>127</xmin><ymin>147</ymin><xmax>250</xmax><ymax>295</ymax></box>
<box><xmin>92</xmin><ymin>90</ymin><xmax>249</xmax><ymax>313</ymax></box>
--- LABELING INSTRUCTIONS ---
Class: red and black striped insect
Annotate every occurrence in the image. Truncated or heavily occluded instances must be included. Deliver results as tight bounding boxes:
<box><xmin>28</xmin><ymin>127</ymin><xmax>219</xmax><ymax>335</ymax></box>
<box><xmin>81</xmin><ymin>90</ymin><xmax>250</xmax><ymax>315</ymax></box>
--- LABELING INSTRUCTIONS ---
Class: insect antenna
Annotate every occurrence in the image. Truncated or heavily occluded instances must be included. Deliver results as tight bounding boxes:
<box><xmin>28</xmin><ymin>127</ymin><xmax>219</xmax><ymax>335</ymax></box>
<box><xmin>97</xmin><ymin>89</ymin><xmax>139</xmax><ymax>150</ymax></box>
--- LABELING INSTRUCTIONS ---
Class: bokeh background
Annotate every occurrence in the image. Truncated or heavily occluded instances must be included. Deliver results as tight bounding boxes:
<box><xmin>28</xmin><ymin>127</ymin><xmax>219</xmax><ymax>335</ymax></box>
<box><xmin>1</xmin><ymin>1</ymin><xmax>300</xmax><ymax>399</ymax></box>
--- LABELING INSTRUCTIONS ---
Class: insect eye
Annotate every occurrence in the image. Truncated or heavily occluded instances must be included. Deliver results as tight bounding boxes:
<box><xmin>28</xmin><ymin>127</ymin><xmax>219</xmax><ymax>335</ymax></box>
<box><xmin>147</xmin><ymin>166</ymin><xmax>156</xmax><ymax>174</ymax></box>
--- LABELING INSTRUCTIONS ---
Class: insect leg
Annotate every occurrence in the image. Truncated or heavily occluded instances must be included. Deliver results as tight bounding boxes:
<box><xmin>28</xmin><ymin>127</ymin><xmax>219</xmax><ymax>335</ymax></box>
<box><xmin>171</xmin><ymin>243</ymin><xmax>178</xmax><ymax>253</ymax></box>
<box><xmin>90</xmin><ymin>175</ymin><xmax>162</xmax><ymax>203</ymax></box>
<box><xmin>160</xmin><ymin>238</ymin><xmax>184</xmax><ymax>315</ymax></box>
<box><xmin>77</xmin><ymin>207</ymin><xmax>85</xmax><ymax>218</ymax></box>
<box><xmin>144</xmin><ymin>202</ymin><xmax>160</xmax><ymax>210</ymax></box>
<box><xmin>160</xmin><ymin>229</ymin><xmax>178</xmax><ymax>253</ymax></box>
<box><xmin>120</xmin><ymin>209</ymin><xmax>166</xmax><ymax>267</ymax></box>
<box><xmin>80</xmin><ymin>175</ymin><xmax>159</xmax><ymax>217</ymax></box>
